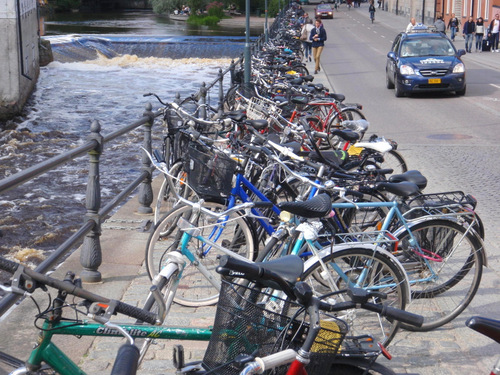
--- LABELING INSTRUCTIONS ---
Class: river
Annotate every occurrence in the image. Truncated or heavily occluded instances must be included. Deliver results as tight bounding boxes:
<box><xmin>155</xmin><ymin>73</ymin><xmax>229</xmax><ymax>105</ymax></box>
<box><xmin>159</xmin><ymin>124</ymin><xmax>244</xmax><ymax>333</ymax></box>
<box><xmin>0</xmin><ymin>9</ymin><xmax>255</xmax><ymax>274</ymax></box>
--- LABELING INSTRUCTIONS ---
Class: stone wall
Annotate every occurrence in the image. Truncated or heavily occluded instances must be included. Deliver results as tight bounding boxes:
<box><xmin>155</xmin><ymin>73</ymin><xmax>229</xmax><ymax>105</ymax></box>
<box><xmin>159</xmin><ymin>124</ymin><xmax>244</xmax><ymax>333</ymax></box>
<box><xmin>0</xmin><ymin>0</ymin><xmax>40</xmax><ymax>122</ymax></box>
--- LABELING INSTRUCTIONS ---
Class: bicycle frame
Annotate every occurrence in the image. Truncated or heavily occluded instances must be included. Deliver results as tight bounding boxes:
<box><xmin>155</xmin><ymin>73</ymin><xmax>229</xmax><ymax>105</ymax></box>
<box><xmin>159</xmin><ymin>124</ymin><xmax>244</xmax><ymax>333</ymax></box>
<box><xmin>17</xmin><ymin>319</ymin><xmax>212</xmax><ymax>375</ymax></box>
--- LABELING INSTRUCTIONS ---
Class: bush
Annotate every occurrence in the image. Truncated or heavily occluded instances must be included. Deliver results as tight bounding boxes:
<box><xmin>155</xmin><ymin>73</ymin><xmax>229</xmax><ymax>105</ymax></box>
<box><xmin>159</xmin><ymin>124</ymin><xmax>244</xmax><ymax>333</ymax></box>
<box><xmin>206</xmin><ymin>1</ymin><xmax>225</xmax><ymax>18</ymax></box>
<box><xmin>187</xmin><ymin>14</ymin><xmax>221</xmax><ymax>25</ymax></box>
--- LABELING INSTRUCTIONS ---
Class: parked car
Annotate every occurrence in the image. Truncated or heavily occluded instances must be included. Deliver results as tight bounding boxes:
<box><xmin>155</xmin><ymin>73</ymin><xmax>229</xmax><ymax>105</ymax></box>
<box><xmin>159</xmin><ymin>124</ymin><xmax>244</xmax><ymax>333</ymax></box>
<box><xmin>315</xmin><ymin>3</ymin><xmax>334</xmax><ymax>19</ymax></box>
<box><xmin>386</xmin><ymin>25</ymin><xmax>466</xmax><ymax>97</ymax></box>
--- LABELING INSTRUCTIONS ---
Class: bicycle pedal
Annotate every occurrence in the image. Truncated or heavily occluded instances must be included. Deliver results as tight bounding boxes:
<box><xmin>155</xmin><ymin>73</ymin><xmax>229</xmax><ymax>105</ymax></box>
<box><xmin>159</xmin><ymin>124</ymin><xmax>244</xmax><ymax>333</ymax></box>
<box><xmin>173</xmin><ymin>344</ymin><xmax>185</xmax><ymax>370</ymax></box>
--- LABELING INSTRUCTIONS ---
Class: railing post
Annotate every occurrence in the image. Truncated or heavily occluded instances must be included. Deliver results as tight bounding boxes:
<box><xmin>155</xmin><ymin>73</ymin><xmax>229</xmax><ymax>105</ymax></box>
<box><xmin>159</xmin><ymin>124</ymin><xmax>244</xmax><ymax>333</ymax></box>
<box><xmin>174</xmin><ymin>92</ymin><xmax>182</xmax><ymax>105</ymax></box>
<box><xmin>218</xmin><ymin>68</ymin><xmax>224</xmax><ymax>116</ymax></box>
<box><xmin>80</xmin><ymin>120</ymin><xmax>103</xmax><ymax>283</ymax></box>
<box><xmin>229</xmin><ymin>59</ymin><xmax>236</xmax><ymax>86</ymax></box>
<box><xmin>199</xmin><ymin>82</ymin><xmax>207</xmax><ymax>119</ymax></box>
<box><xmin>138</xmin><ymin>103</ymin><xmax>154</xmax><ymax>214</ymax></box>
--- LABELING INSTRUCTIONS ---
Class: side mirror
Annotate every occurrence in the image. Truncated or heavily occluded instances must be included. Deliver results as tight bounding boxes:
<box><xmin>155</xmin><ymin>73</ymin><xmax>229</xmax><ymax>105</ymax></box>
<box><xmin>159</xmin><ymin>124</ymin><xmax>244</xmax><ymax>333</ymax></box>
<box><xmin>387</xmin><ymin>51</ymin><xmax>396</xmax><ymax>60</ymax></box>
<box><xmin>457</xmin><ymin>49</ymin><xmax>466</xmax><ymax>57</ymax></box>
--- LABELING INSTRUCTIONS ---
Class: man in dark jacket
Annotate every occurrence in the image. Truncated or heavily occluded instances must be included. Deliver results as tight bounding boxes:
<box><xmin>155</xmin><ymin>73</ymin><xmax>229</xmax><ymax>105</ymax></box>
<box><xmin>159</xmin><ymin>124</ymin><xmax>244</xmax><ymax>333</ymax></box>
<box><xmin>447</xmin><ymin>13</ymin><xmax>460</xmax><ymax>41</ymax></box>
<box><xmin>310</xmin><ymin>18</ymin><xmax>327</xmax><ymax>74</ymax></box>
<box><xmin>462</xmin><ymin>16</ymin><xmax>475</xmax><ymax>53</ymax></box>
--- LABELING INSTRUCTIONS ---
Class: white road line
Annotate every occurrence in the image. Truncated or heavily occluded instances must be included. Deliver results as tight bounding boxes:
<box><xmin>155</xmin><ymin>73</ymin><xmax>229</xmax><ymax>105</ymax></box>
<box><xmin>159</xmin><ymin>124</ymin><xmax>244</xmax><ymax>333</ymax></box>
<box><xmin>491</xmin><ymin>84</ymin><xmax>500</xmax><ymax>89</ymax></box>
<box><xmin>381</xmin><ymin>35</ymin><xmax>386</xmax><ymax>38</ymax></box>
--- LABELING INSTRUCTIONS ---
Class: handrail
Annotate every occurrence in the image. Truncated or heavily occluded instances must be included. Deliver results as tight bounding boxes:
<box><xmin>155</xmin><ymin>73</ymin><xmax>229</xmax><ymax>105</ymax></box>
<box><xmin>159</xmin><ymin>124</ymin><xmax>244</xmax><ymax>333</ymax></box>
<box><xmin>0</xmin><ymin>11</ymin><xmax>284</xmax><ymax>317</ymax></box>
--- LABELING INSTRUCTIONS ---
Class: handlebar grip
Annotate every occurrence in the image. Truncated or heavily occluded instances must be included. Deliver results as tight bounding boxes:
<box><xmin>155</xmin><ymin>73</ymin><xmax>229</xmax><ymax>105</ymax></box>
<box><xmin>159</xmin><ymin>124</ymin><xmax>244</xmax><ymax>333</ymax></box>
<box><xmin>115</xmin><ymin>301</ymin><xmax>158</xmax><ymax>325</ymax></box>
<box><xmin>0</xmin><ymin>256</ymin><xmax>20</xmax><ymax>274</ymax></box>
<box><xmin>253</xmin><ymin>201</ymin><xmax>274</xmax><ymax>208</ymax></box>
<box><xmin>365</xmin><ymin>302</ymin><xmax>424</xmax><ymax>327</ymax></box>
<box><xmin>110</xmin><ymin>344</ymin><xmax>140</xmax><ymax>375</ymax></box>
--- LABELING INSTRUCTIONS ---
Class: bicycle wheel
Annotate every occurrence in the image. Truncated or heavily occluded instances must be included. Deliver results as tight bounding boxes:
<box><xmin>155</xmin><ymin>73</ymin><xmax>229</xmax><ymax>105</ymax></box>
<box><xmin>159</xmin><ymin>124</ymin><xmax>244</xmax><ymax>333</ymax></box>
<box><xmin>154</xmin><ymin>161</ymin><xmax>190</xmax><ymax>224</ymax></box>
<box><xmin>326</xmin><ymin>108</ymin><xmax>366</xmax><ymax>149</ymax></box>
<box><xmin>145</xmin><ymin>203</ymin><xmax>257</xmax><ymax>307</ymax></box>
<box><xmin>302</xmin><ymin>247</ymin><xmax>409</xmax><ymax>348</ymax></box>
<box><xmin>380</xmin><ymin>149</ymin><xmax>408</xmax><ymax>174</ymax></box>
<box><xmin>395</xmin><ymin>219</ymin><xmax>483</xmax><ymax>331</ymax></box>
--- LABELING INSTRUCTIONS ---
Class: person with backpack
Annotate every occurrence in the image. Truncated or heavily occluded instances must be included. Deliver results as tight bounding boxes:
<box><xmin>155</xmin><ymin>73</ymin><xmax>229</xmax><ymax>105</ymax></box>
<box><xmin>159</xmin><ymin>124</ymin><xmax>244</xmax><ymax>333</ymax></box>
<box><xmin>301</xmin><ymin>18</ymin><xmax>314</xmax><ymax>62</ymax></box>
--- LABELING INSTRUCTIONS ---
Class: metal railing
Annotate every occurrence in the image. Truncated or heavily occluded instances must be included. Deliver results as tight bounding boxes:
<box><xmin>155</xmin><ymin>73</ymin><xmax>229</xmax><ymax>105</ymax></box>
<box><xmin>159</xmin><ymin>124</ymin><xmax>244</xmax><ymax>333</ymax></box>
<box><xmin>0</xmin><ymin>57</ymin><xmax>242</xmax><ymax>317</ymax></box>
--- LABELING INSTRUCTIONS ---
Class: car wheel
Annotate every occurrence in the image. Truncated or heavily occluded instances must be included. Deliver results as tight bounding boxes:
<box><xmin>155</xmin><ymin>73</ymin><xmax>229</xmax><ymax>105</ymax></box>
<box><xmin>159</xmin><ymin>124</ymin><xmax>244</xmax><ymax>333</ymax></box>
<box><xmin>456</xmin><ymin>85</ymin><xmax>466</xmax><ymax>96</ymax></box>
<box><xmin>394</xmin><ymin>77</ymin><xmax>405</xmax><ymax>97</ymax></box>
<box><xmin>386</xmin><ymin>71</ymin><xmax>394</xmax><ymax>89</ymax></box>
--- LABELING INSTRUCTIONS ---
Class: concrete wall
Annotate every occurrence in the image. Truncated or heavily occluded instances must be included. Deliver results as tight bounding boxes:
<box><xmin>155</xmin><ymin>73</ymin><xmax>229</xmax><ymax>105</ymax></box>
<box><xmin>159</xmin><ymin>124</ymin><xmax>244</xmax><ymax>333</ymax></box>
<box><xmin>0</xmin><ymin>0</ymin><xmax>40</xmax><ymax>122</ymax></box>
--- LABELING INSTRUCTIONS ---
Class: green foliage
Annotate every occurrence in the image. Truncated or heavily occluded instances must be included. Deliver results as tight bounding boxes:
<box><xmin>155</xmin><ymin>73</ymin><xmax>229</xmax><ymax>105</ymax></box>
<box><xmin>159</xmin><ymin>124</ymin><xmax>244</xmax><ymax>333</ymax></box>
<box><xmin>268</xmin><ymin>0</ymin><xmax>281</xmax><ymax>17</ymax></box>
<box><xmin>187</xmin><ymin>14</ymin><xmax>220</xmax><ymax>25</ymax></box>
<box><xmin>151</xmin><ymin>0</ymin><xmax>184</xmax><ymax>14</ymax></box>
<box><xmin>188</xmin><ymin>0</ymin><xmax>207</xmax><ymax>13</ymax></box>
<box><xmin>55</xmin><ymin>0</ymin><xmax>81</xmax><ymax>11</ymax></box>
<box><xmin>206</xmin><ymin>1</ymin><xmax>224</xmax><ymax>18</ymax></box>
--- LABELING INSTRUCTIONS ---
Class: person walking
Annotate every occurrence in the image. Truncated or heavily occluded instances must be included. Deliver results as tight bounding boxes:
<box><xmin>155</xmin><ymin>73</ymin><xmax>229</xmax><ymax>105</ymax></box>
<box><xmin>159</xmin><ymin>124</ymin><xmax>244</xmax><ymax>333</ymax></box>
<box><xmin>462</xmin><ymin>16</ymin><xmax>475</xmax><ymax>53</ymax></box>
<box><xmin>406</xmin><ymin>17</ymin><xmax>416</xmax><ymax>32</ymax></box>
<box><xmin>310</xmin><ymin>18</ymin><xmax>327</xmax><ymax>74</ymax></box>
<box><xmin>301</xmin><ymin>19</ymin><xmax>314</xmax><ymax>62</ymax></box>
<box><xmin>475</xmin><ymin>17</ymin><xmax>485</xmax><ymax>52</ymax></box>
<box><xmin>448</xmin><ymin>13</ymin><xmax>460</xmax><ymax>42</ymax></box>
<box><xmin>488</xmin><ymin>13</ymin><xmax>500</xmax><ymax>52</ymax></box>
<box><xmin>368</xmin><ymin>1</ymin><xmax>376</xmax><ymax>23</ymax></box>
<box><xmin>434</xmin><ymin>14</ymin><xmax>446</xmax><ymax>34</ymax></box>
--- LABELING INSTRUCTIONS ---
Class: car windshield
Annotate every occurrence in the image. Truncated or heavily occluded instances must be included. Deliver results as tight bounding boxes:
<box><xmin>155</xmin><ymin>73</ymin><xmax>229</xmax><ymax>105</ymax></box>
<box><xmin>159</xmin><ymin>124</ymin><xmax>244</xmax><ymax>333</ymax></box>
<box><xmin>317</xmin><ymin>4</ymin><xmax>331</xmax><ymax>10</ymax></box>
<box><xmin>400</xmin><ymin>38</ymin><xmax>455</xmax><ymax>57</ymax></box>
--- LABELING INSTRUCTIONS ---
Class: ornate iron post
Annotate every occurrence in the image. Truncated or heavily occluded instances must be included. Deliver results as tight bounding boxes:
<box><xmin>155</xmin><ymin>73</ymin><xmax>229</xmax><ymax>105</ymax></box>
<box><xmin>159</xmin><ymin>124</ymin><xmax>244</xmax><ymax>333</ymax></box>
<box><xmin>80</xmin><ymin>120</ymin><xmax>103</xmax><ymax>283</ymax></box>
<box><xmin>218</xmin><ymin>68</ymin><xmax>224</xmax><ymax>116</ymax></box>
<box><xmin>138</xmin><ymin>103</ymin><xmax>154</xmax><ymax>214</ymax></box>
<box><xmin>199</xmin><ymin>82</ymin><xmax>207</xmax><ymax>119</ymax></box>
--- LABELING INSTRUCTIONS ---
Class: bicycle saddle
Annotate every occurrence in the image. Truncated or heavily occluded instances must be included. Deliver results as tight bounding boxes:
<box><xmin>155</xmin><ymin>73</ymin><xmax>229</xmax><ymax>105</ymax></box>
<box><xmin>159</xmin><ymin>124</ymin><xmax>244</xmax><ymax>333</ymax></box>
<box><xmin>375</xmin><ymin>181</ymin><xmax>420</xmax><ymax>197</ymax></box>
<box><xmin>389</xmin><ymin>170</ymin><xmax>427</xmax><ymax>190</ymax></box>
<box><xmin>278</xmin><ymin>193</ymin><xmax>332</xmax><ymax>218</ymax></box>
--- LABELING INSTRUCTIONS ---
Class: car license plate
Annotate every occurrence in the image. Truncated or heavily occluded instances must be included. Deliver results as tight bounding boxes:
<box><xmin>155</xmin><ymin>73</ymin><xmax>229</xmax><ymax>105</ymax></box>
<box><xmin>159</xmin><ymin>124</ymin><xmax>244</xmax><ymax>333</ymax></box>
<box><xmin>428</xmin><ymin>78</ymin><xmax>441</xmax><ymax>84</ymax></box>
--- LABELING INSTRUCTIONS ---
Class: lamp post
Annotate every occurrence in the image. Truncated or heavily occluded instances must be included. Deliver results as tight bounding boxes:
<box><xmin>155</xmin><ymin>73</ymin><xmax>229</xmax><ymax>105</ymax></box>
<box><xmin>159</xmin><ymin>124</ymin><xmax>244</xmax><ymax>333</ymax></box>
<box><xmin>244</xmin><ymin>0</ymin><xmax>251</xmax><ymax>84</ymax></box>
<box><xmin>265</xmin><ymin>0</ymin><xmax>269</xmax><ymax>43</ymax></box>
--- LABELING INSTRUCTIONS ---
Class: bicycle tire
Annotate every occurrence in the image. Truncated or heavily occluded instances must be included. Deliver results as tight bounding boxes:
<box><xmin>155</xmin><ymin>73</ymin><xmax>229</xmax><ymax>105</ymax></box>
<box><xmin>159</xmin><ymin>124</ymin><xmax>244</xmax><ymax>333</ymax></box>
<box><xmin>302</xmin><ymin>247</ymin><xmax>409</xmax><ymax>348</ymax></box>
<box><xmin>145</xmin><ymin>203</ymin><xmax>257</xmax><ymax>307</ymax></box>
<box><xmin>326</xmin><ymin>108</ymin><xmax>366</xmax><ymax>149</ymax></box>
<box><xmin>381</xmin><ymin>149</ymin><xmax>408</xmax><ymax>174</ymax></box>
<box><xmin>395</xmin><ymin>219</ymin><xmax>483</xmax><ymax>331</ymax></box>
<box><xmin>154</xmin><ymin>161</ymin><xmax>190</xmax><ymax>224</ymax></box>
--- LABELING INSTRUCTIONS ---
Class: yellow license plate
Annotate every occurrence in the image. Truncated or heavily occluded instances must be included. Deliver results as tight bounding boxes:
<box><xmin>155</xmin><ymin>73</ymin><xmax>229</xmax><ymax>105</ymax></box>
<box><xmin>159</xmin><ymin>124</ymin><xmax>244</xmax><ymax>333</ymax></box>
<box><xmin>428</xmin><ymin>78</ymin><xmax>441</xmax><ymax>84</ymax></box>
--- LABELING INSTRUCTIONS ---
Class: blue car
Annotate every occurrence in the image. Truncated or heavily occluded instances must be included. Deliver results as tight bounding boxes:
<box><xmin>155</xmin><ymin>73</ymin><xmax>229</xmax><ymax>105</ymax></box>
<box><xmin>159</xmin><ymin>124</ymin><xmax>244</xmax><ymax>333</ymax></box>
<box><xmin>386</xmin><ymin>26</ymin><xmax>466</xmax><ymax>97</ymax></box>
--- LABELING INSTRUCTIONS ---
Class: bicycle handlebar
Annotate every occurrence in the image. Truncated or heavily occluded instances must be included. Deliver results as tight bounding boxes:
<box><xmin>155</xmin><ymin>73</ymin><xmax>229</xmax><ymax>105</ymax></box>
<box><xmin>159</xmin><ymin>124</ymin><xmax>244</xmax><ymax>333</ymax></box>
<box><xmin>0</xmin><ymin>257</ymin><xmax>159</xmax><ymax>325</ymax></box>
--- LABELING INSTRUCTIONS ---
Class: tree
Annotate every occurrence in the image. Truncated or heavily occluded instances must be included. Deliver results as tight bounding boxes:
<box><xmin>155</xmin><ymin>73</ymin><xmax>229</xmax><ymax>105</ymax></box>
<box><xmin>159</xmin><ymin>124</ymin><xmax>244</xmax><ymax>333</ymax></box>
<box><xmin>152</xmin><ymin>0</ymin><xmax>183</xmax><ymax>14</ymax></box>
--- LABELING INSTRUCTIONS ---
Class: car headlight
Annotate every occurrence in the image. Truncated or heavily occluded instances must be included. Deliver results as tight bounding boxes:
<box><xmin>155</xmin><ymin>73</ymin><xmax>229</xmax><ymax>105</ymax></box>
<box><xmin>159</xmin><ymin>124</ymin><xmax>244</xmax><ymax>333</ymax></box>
<box><xmin>399</xmin><ymin>65</ymin><xmax>415</xmax><ymax>75</ymax></box>
<box><xmin>453</xmin><ymin>63</ymin><xmax>465</xmax><ymax>73</ymax></box>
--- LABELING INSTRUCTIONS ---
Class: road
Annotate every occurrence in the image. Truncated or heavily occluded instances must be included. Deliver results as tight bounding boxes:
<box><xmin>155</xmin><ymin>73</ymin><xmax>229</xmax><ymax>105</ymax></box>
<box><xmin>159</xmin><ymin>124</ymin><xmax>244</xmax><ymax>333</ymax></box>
<box><xmin>305</xmin><ymin>4</ymin><xmax>500</xmax><ymax>374</ymax></box>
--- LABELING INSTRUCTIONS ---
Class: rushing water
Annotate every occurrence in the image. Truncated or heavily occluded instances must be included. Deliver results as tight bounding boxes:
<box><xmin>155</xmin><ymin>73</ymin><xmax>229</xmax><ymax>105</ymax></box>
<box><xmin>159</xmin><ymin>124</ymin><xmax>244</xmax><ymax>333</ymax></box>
<box><xmin>0</xmin><ymin>10</ymin><xmax>249</xmax><ymax>273</ymax></box>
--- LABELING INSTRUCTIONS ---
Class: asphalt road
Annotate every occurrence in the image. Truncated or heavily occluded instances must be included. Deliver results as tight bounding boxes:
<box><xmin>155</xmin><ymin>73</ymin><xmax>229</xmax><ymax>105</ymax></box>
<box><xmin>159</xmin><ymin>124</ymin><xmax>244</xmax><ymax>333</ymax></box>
<box><xmin>305</xmin><ymin>4</ymin><xmax>500</xmax><ymax>374</ymax></box>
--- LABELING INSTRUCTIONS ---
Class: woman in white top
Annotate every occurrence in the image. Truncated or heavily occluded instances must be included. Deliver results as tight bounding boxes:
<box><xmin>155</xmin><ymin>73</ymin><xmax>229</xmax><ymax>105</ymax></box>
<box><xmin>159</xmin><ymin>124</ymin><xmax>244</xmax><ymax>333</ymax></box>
<box><xmin>475</xmin><ymin>17</ymin><xmax>485</xmax><ymax>52</ymax></box>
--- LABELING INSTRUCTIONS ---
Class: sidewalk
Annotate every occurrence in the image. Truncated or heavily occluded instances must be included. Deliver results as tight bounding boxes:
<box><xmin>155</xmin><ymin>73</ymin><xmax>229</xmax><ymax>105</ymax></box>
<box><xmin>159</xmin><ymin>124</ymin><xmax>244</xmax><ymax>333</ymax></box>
<box><xmin>0</xmin><ymin>7</ymin><xmax>498</xmax><ymax>375</ymax></box>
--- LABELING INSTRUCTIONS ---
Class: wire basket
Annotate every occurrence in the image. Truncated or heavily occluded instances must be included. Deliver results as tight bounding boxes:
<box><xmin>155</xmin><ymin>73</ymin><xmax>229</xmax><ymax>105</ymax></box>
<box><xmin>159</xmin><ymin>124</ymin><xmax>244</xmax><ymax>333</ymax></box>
<box><xmin>184</xmin><ymin>142</ymin><xmax>237</xmax><ymax>200</ymax></box>
<box><xmin>163</xmin><ymin>107</ymin><xmax>185</xmax><ymax>135</ymax></box>
<box><xmin>246</xmin><ymin>97</ymin><xmax>282</xmax><ymax>120</ymax></box>
<box><xmin>202</xmin><ymin>279</ymin><xmax>347</xmax><ymax>375</ymax></box>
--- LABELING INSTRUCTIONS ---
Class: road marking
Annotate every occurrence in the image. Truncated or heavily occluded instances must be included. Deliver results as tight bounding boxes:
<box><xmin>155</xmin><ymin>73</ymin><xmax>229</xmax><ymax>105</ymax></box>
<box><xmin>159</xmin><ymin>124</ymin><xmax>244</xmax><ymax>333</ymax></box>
<box><xmin>491</xmin><ymin>84</ymin><xmax>500</xmax><ymax>89</ymax></box>
<box><xmin>381</xmin><ymin>35</ymin><xmax>386</xmax><ymax>38</ymax></box>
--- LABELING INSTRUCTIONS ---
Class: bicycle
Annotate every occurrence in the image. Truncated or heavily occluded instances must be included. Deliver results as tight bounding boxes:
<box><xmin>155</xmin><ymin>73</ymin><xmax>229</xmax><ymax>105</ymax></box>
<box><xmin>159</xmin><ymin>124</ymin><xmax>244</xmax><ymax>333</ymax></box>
<box><xmin>174</xmin><ymin>255</ymin><xmax>424</xmax><ymax>375</ymax></box>
<box><xmin>466</xmin><ymin>316</ymin><xmax>500</xmax><ymax>375</ymax></box>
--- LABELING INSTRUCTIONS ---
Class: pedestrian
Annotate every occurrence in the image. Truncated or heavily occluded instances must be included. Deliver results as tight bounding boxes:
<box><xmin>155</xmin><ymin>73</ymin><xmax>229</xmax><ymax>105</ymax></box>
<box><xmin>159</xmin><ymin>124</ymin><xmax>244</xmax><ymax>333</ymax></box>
<box><xmin>487</xmin><ymin>13</ymin><xmax>500</xmax><ymax>52</ymax></box>
<box><xmin>368</xmin><ymin>1</ymin><xmax>376</xmax><ymax>22</ymax></box>
<box><xmin>434</xmin><ymin>14</ymin><xmax>446</xmax><ymax>34</ymax></box>
<box><xmin>310</xmin><ymin>18</ymin><xmax>327</xmax><ymax>74</ymax></box>
<box><xmin>475</xmin><ymin>17</ymin><xmax>485</xmax><ymax>52</ymax></box>
<box><xmin>406</xmin><ymin>17</ymin><xmax>416</xmax><ymax>32</ymax></box>
<box><xmin>462</xmin><ymin>16</ymin><xmax>475</xmax><ymax>53</ymax></box>
<box><xmin>301</xmin><ymin>18</ymin><xmax>314</xmax><ymax>62</ymax></box>
<box><xmin>447</xmin><ymin>13</ymin><xmax>460</xmax><ymax>42</ymax></box>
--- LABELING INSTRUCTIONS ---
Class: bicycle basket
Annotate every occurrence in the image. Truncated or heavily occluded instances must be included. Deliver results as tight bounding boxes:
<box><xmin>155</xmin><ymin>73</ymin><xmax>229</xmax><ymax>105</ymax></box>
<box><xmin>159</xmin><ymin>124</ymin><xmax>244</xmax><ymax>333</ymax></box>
<box><xmin>163</xmin><ymin>107</ymin><xmax>185</xmax><ymax>135</ymax></box>
<box><xmin>202</xmin><ymin>279</ymin><xmax>347</xmax><ymax>375</ymax></box>
<box><xmin>184</xmin><ymin>142</ymin><xmax>237</xmax><ymax>200</ymax></box>
<box><xmin>246</xmin><ymin>97</ymin><xmax>282</xmax><ymax>120</ymax></box>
